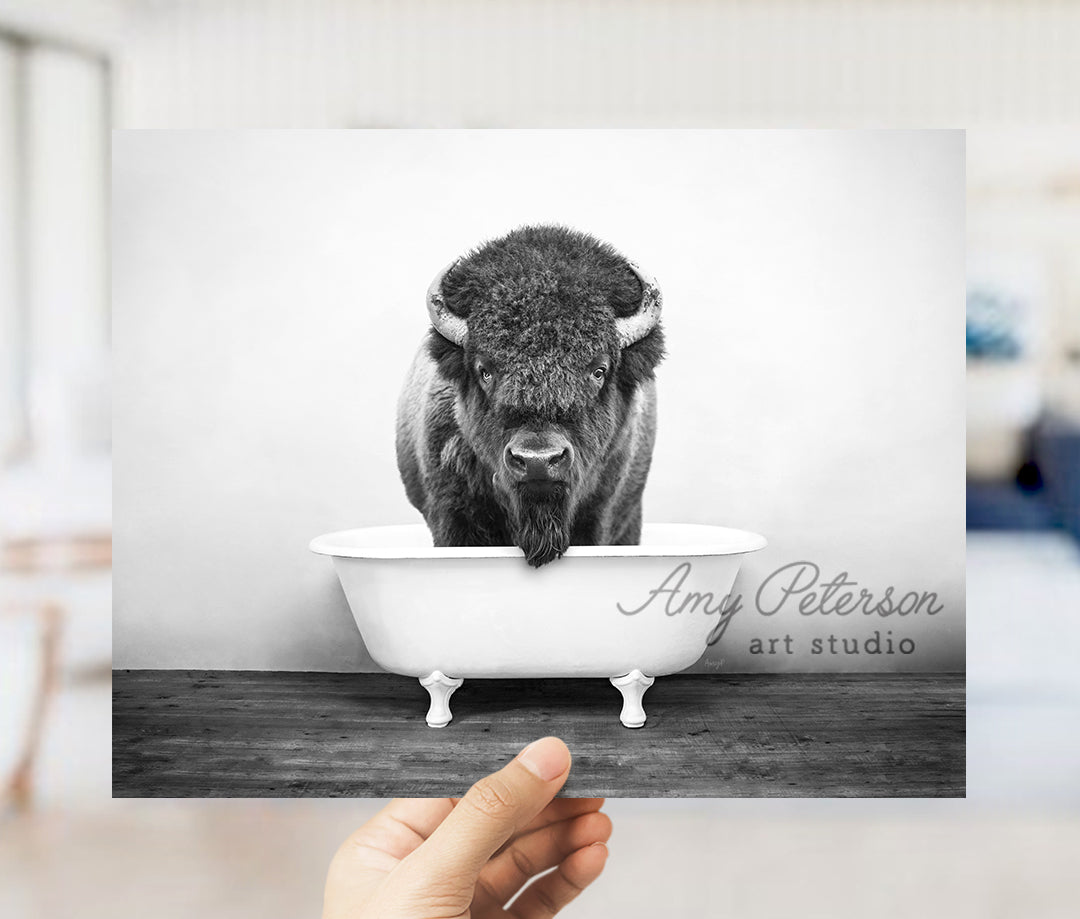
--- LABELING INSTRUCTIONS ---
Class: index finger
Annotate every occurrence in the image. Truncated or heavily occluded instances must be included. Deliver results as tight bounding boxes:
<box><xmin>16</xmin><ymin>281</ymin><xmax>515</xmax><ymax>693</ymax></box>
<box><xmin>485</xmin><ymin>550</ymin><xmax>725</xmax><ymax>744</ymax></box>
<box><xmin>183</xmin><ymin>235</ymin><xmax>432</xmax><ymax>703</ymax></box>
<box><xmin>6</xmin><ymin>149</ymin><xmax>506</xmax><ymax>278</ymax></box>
<box><xmin>494</xmin><ymin>797</ymin><xmax>606</xmax><ymax>857</ymax></box>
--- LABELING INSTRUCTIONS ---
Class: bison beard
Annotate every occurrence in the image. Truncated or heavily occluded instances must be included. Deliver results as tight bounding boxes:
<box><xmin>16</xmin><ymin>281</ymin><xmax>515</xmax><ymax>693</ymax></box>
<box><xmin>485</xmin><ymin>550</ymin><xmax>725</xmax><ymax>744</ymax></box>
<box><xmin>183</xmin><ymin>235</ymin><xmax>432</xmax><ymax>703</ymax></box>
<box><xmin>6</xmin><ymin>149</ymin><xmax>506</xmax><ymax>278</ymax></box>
<box><xmin>510</xmin><ymin>484</ymin><xmax>571</xmax><ymax>568</ymax></box>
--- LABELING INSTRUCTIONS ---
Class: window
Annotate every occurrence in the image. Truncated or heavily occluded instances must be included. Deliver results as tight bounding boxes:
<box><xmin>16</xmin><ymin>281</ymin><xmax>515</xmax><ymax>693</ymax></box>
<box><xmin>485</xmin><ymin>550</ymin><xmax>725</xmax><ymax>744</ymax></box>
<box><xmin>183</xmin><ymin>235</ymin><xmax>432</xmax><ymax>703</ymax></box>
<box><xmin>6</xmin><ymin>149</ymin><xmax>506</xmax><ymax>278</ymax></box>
<box><xmin>0</xmin><ymin>25</ymin><xmax>110</xmax><ymax>463</ymax></box>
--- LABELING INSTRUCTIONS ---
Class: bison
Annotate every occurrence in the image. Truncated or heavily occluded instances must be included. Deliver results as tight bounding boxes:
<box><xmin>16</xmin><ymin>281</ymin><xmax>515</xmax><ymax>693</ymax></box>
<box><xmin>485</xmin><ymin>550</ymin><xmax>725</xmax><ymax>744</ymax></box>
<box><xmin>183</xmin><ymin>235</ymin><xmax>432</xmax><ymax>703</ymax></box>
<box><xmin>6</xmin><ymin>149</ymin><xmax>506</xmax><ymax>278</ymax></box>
<box><xmin>396</xmin><ymin>225</ymin><xmax>665</xmax><ymax>566</ymax></box>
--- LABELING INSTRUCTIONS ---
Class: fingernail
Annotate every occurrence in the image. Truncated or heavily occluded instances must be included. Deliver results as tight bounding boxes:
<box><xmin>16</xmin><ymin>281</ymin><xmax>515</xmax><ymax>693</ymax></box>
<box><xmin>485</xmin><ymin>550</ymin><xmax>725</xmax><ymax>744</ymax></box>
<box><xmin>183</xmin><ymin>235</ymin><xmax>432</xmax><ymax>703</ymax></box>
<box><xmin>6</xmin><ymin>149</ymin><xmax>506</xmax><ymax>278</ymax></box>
<box><xmin>517</xmin><ymin>737</ymin><xmax>569</xmax><ymax>781</ymax></box>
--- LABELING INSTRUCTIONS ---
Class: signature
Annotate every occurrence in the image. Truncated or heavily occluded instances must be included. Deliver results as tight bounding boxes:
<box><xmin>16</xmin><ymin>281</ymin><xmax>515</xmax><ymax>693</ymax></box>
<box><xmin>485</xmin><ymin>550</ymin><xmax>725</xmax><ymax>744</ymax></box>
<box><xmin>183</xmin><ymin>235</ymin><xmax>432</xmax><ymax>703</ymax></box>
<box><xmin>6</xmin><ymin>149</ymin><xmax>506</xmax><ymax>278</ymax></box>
<box><xmin>616</xmin><ymin>559</ymin><xmax>945</xmax><ymax>647</ymax></box>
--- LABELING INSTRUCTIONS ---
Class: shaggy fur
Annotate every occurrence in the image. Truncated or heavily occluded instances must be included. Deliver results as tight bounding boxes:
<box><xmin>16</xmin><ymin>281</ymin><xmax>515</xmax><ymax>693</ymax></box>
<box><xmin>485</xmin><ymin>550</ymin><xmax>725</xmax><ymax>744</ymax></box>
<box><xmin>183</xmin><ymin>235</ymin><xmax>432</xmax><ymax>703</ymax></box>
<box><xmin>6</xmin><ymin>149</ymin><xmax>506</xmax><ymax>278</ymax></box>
<box><xmin>396</xmin><ymin>225</ymin><xmax>665</xmax><ymax>566</ymax></box>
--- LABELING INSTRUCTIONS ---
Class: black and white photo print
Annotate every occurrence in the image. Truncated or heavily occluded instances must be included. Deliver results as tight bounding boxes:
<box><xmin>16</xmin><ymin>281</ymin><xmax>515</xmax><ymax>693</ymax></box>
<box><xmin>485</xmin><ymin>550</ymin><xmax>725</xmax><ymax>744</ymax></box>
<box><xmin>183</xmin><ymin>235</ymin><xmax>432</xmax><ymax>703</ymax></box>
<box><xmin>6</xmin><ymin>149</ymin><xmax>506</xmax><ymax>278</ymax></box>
<box><xmin>112</xmin><ymin>130</ymin><xmax>965</xmax><ymax>797</ymax></box>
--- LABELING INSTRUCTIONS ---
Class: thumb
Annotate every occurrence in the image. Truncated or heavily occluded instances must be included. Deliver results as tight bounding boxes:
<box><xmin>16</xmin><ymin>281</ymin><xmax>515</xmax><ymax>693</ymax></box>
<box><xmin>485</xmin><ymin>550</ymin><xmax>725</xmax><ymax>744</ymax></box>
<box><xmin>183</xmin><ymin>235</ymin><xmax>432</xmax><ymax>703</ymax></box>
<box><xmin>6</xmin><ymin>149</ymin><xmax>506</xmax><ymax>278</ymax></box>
<box><xmin>401</xmin><ymin>737</ymin><xmax>571</xmax><ymax>883</ymax></box>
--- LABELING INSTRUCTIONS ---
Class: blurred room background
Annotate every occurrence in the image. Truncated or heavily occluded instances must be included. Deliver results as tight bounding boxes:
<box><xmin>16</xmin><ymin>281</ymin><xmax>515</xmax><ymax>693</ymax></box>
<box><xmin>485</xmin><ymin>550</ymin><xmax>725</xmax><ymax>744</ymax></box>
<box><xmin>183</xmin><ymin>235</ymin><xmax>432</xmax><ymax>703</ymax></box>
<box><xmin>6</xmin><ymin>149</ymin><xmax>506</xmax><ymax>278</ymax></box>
<box><xmin>2</xmin><ymin>1</ymin><xmax>1079</xmax><ymax>917</ymax></box>
<box><xmin>966</xmin><ymin>129</ymin><xmax>1080</xmax><ymax>809</ymax></box>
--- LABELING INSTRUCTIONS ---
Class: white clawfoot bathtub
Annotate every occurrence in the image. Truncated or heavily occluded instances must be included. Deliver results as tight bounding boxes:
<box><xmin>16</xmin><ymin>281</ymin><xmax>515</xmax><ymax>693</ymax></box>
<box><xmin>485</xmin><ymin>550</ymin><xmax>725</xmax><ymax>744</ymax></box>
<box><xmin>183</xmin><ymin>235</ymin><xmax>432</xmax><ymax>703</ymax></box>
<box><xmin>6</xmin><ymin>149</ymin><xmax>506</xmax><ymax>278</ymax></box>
<box><xmin>310</xmin><ymin>523</ymin><xmax>766</xmax><ymax>728</ymax></box>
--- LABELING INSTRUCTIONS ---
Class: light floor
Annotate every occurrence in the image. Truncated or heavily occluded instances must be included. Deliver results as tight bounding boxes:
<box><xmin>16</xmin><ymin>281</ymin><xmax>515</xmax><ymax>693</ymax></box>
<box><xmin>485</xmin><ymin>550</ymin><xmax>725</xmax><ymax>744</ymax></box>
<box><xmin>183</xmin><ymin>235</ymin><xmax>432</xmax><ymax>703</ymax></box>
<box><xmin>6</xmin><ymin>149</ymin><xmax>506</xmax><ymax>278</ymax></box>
<box><xmin>3</xmin><ymin>531</ymin><xmax>1079</xmax><ymax>918</ymax></box>
<box><xmin>3</xmin><ymin>797</ymin><xmax>1079</xmax><ymax>919</ymax></box>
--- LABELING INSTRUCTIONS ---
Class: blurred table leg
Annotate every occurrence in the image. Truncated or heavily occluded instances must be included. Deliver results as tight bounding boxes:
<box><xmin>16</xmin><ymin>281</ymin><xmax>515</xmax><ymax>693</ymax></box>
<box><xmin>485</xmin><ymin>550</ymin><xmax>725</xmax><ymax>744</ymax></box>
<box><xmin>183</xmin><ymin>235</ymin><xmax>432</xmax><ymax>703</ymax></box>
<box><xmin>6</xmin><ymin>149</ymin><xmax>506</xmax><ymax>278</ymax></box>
<box><xmin>1</xmin><ymin>534</ymin><xmax>108</xmax><ymax>812</ymax></box>
<box><xmin>3</xmin><ymin>601</ymin><xmax>63</xmax><ymax>812</ymax></box>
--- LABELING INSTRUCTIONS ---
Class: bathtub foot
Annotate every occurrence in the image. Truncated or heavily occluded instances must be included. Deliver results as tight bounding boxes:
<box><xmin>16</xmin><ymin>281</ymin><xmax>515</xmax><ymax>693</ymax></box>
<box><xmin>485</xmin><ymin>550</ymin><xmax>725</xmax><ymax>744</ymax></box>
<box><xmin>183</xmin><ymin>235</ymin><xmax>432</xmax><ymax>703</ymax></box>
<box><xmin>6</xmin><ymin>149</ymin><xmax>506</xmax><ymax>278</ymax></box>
<box><xmin>420</xmin><ymin>671</ymin><xmax>464</xmax><ymax>727</ymax></box>
<box><xmin>610</xmin><ymin>670</ymin><xmax>655</xmax><ymax>728</ymax></box>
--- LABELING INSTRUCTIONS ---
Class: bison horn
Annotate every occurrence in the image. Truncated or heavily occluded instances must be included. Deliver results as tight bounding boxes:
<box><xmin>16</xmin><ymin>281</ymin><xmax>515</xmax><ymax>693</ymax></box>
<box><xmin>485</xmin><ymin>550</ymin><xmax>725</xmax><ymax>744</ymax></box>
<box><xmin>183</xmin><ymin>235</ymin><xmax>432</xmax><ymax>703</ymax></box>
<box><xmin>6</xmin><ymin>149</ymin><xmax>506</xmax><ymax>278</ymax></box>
<box><xmin>426</xmin><ymin>259</ymin><xmax>468</xmax><ymax>347</ymax></box>
<box><xmin>615</xmin><ymin>261</ymin><xmax>663</xmax><ymax>348</ymax></box>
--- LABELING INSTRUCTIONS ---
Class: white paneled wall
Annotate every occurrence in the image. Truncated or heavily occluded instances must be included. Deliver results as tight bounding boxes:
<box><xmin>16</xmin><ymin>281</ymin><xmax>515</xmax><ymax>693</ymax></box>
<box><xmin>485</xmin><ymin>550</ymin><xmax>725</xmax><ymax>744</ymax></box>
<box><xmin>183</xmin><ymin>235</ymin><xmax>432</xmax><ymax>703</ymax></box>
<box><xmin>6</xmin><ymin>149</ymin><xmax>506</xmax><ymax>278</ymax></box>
<box><xmin>115</xmin><ymin>0</ymin><xmax>1080</xmax><ymax>129</ymax></box>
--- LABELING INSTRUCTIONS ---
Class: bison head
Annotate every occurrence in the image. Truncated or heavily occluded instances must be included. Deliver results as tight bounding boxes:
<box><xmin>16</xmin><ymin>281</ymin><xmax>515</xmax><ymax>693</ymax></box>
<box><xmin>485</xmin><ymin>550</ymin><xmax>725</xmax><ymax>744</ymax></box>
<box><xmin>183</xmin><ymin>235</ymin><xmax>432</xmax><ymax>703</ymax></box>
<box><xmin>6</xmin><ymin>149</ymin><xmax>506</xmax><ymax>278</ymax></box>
<box><xmin>425</xmin><ymin>225</ymin><xmax>665</xmax><ymax>566</ymax></box>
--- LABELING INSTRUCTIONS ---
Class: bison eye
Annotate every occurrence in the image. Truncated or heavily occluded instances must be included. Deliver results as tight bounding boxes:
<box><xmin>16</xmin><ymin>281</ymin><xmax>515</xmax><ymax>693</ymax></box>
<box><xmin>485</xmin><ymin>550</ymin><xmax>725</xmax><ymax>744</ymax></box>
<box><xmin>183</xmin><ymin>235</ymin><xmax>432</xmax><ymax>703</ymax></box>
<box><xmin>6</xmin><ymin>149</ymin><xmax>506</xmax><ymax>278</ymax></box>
<box><xmin>591</xmin><ymin>367</ymin><xmax>607</xmax><ymax>383</ymax></box>
<box><xmin>478</xmin><ymin>366</ymin><xmax>493</xmax><ymax>385</ymax></box>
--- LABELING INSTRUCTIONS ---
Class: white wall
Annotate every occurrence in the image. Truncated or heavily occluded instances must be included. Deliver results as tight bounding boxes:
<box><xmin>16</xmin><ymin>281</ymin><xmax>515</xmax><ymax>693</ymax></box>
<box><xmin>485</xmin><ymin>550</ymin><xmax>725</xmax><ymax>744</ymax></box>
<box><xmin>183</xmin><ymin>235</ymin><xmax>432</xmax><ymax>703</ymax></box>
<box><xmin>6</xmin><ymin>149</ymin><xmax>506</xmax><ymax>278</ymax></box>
<box><xmin>113</xmin><ymin>130</ymin><xmax>965</xmax><ymax>672</ymax></box>
<box><xmin>114</xmin><ymin>0</ymin><xmax>1080</xmax><ymax>129</ymax></box>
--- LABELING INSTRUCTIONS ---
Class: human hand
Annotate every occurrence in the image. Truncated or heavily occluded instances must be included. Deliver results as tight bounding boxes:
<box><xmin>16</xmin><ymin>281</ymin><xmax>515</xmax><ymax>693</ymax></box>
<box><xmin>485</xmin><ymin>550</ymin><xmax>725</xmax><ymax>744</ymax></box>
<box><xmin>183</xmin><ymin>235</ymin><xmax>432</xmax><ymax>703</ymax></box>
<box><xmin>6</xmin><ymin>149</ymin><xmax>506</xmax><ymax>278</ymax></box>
<box><xmin>323</xmin><ymin>737</ymin><xmax>611</xmax><ymax>918</ymax></box>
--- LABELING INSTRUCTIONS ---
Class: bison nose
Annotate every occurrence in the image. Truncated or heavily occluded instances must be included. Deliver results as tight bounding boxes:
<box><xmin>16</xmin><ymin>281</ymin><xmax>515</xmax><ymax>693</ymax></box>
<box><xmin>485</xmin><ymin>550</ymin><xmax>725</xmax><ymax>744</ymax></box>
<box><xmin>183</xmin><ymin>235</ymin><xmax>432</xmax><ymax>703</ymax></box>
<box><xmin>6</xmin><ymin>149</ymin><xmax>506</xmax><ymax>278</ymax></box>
<box><xmin>504</xmin><ymin>434</ymin><xmax>574</xmax><ymax>483</ymax></box>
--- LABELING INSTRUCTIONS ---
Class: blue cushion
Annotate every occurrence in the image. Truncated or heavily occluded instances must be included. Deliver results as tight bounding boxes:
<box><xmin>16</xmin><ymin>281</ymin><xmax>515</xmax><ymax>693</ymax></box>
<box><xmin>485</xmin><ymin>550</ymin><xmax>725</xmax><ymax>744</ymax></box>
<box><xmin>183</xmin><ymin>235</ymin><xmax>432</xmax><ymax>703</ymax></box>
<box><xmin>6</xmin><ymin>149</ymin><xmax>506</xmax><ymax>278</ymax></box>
<box><xmin>967</xmin><ymin>481</ymin><xmax>1057</xmax><ymax>531</ymax></box>
<box><xmin>1034</xmin><ymin>414</ymin><xmax>1080</xmax><ymax>540</ymax></box>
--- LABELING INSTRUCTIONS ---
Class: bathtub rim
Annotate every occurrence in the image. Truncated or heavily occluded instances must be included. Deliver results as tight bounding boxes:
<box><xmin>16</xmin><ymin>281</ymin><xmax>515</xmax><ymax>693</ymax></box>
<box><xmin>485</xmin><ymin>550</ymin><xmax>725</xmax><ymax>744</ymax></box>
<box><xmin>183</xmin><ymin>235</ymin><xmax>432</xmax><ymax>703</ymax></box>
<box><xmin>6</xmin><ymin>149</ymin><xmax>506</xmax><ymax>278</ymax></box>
<box><xmin>310</xmin><ymin>522</ymin><xmax>767</xmax><ymax>559</ymax></box>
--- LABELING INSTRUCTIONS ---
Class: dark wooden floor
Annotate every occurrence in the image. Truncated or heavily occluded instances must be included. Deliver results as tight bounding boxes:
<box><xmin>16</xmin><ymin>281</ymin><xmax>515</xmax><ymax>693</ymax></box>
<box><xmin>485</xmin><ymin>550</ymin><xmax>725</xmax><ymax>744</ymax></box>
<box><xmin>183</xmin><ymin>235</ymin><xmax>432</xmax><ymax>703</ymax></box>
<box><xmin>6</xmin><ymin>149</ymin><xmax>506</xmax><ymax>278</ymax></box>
<box><xmin>112</xmin><ymin>671</ymin><xmax>964</xmax><ymax>798</ymax></box>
